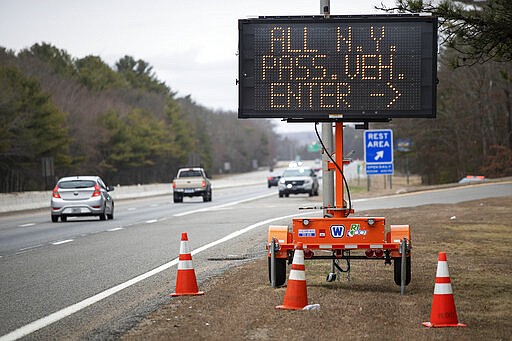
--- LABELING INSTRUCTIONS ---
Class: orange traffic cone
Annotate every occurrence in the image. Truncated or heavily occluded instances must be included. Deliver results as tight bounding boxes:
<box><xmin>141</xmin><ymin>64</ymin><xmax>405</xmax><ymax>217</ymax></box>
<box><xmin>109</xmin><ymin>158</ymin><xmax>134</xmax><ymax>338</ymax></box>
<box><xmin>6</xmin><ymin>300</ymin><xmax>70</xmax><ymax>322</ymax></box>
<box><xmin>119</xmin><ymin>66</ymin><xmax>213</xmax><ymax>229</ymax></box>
<box><xmin>422</xmin><ymin>252</ymin><xmax>466</xmax><ymax>327</ymax></box>
<box><xmin>170</xmin><ymin>232</ymin><xmax>204</xmax><ymax>297</ymax></box>
<box><xmin>276</xmin><ymin>242</ymin><xmax>308</xmax><ymax>310</ymax></box>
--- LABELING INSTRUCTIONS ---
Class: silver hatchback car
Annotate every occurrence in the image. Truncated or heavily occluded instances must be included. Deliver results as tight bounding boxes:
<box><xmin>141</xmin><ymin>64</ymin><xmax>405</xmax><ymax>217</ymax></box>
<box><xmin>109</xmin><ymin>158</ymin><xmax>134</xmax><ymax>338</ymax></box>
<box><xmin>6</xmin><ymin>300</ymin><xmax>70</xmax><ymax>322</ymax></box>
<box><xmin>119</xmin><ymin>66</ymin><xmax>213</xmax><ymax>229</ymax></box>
<box><xmin>51</xmin><ymin>176</ymin><xmax>114</xmax><ymax>222</ymax></box>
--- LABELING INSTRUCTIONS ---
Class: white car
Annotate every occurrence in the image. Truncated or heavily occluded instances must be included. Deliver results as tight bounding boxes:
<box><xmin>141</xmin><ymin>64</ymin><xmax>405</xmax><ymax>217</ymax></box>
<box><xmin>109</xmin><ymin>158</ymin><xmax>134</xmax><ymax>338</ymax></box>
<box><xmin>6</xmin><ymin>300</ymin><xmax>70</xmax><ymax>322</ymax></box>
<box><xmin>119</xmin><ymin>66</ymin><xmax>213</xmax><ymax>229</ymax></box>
<box><xmin>278</xmin><ymin>167</ymin><xmax>319</xmax><ymax>197</ymax></box>
<box><xmin>50</xmin><ymin>176</ymin><xmax>114</xmax><ymax>222</ymax></box>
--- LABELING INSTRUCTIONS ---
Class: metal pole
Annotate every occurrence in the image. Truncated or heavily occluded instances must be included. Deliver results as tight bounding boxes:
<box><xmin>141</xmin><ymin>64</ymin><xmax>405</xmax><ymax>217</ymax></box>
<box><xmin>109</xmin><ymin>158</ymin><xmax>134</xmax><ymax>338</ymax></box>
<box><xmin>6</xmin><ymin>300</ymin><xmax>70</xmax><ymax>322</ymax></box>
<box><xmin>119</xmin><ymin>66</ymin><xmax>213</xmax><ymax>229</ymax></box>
<box><xmin>406</xmin><ymin>153</ymin><xmax>410</xmax><ymax>185</ymax></box>
<box><xmin>320</xmin><ymin>0</ymin><xmax>330</xmax><ymax>16</ymax></box>
<box><xmin>320</xmin><ymin>0</ymin><xmax>334</xmax><ymax>217</ymax></box>
<box><xmin>270</xmin><ymin>238</ymin><xmax>276</xmax><ymax>287</ymax></box>
<box><xmin>334</xmin><ymin>122</ymin><xmax>344</xmax><ymax>217</ymax></box>
<box><xmin>400</xmin><ymin>237</ymin><xmax>407</xmax><ymax>295</ymax></box>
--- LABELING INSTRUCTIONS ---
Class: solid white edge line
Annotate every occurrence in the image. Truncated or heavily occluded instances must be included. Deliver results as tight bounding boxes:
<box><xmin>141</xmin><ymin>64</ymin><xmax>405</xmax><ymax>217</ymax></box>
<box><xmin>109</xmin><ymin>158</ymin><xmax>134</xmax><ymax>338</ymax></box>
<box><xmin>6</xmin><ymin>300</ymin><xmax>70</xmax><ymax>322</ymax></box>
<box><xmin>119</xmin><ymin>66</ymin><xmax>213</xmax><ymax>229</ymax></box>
<box><xmin>173</xmin><ymin>192</ymin><xmax>275</xmax><ymax>217</ymax></box>
<box><xmin>0</xmin><ymin>258</ymin><xmax>179</xmax><ymax>341</ymax></box>
<box><xmin>51</xmin><ymin>240</ymin><xmax>73</xmax><ymax>246</ymax></box>
<box><xmin>0</xmin><ymin>209</ymin><xmax>319</xmax><ymax>341</ymax></box>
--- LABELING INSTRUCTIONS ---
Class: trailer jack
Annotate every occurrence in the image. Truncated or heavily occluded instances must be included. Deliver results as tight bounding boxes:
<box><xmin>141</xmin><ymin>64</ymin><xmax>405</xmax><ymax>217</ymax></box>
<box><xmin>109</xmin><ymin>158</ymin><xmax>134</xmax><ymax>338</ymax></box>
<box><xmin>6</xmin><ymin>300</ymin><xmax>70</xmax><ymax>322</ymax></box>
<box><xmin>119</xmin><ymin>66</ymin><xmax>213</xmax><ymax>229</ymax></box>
<box><xmin>327</xmin><ymin>256</ymin><xmax>351</xmax><ymax>282</ymax></box>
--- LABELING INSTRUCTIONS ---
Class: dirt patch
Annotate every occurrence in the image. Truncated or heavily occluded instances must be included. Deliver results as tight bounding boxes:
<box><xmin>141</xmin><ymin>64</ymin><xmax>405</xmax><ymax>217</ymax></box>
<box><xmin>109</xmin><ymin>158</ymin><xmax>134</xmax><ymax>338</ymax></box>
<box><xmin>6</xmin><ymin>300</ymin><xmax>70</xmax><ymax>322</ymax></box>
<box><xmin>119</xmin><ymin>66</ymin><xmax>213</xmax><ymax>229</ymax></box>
<box><xmin>123</xmin><ymin>196</ymin><xmax>512</xmax><ymax>340</ymax></box>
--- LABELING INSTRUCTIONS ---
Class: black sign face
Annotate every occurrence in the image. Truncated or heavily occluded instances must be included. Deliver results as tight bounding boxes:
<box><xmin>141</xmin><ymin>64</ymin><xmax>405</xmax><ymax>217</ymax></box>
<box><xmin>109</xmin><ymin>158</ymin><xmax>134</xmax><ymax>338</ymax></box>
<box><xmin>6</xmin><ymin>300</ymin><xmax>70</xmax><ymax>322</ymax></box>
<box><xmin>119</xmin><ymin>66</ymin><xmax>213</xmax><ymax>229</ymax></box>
<box><xmin>238</xmin><ymin>16</ymin><xmax>437</xmax><ymax>121</ymax></box>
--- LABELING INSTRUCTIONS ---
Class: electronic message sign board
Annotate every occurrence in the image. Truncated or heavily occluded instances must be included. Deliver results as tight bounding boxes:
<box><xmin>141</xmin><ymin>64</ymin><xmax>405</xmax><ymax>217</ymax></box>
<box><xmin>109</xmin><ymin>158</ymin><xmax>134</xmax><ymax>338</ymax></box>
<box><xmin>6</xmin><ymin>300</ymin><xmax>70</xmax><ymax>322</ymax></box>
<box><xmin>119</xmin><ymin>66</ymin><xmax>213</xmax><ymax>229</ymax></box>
<box><xmin>238</xmin><ymin>15</ymin><xmax>437</xmax><ymax>121</ymax></box>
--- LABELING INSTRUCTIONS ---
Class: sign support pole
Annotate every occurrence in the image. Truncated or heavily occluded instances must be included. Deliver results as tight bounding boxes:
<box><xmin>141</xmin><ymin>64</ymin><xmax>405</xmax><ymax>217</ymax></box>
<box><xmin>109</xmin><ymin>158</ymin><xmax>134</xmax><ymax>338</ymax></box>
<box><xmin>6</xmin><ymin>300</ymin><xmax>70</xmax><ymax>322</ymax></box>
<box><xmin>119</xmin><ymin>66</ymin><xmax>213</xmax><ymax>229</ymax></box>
<box><xmin>320</xmin><ymin>0</ymin><xmax>334</xmax><ymax>217</ymax></box>
<box><xmin>334</xmin><ymin>122</ymin><xmax>344</xmax><ymax>216</ymax></box>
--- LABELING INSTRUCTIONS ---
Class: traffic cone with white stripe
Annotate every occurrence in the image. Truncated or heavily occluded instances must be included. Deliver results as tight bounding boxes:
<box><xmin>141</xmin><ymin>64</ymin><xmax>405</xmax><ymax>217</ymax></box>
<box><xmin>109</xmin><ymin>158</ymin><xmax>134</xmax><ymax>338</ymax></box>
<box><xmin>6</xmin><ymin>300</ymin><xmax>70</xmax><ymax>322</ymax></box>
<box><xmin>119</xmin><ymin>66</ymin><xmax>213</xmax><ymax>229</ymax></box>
<box><xmin>422</xmin><ymin>252</ymin><xmax>466</xmax><ymax>327</ymax></box>
<box><xmin>171</xmin><ymin>232</ymin><xmax>204</xmax><ymax>297</ymax></box>
<box><xmin>276</xmin><ymin>242</ymin><xmax>308</xmax><ymax>310</ymax></box>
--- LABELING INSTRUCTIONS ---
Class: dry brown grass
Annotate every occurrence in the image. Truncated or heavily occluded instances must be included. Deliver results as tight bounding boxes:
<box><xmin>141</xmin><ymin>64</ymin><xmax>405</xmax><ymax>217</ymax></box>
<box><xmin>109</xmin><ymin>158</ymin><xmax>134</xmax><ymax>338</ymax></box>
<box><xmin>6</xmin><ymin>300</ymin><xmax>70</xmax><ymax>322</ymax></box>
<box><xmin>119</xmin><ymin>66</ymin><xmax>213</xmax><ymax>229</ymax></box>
<box><xmin>123</xmin><ymin>196</ymin><xmax>512</xmax><ymax>340</ymax></box>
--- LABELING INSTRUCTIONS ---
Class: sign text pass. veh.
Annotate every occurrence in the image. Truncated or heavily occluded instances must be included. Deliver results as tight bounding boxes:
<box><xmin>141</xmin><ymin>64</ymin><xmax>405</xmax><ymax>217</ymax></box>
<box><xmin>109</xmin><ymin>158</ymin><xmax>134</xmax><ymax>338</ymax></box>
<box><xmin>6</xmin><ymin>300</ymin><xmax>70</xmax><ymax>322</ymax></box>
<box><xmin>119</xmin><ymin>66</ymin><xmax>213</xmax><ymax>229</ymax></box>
<box><xmin>238</xmin><ymin>15</ymin><xmax>437</xmax><ymax>121</ymax></box>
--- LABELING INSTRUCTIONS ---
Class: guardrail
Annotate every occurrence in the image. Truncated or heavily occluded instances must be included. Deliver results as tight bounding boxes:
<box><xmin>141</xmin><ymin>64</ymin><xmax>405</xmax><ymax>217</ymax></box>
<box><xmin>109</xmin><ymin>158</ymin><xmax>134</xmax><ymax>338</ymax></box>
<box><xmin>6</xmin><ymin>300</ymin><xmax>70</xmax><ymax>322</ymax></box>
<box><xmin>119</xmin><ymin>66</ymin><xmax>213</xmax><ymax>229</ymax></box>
<box><xmin>0</xmin><ymin>170</ymin><xmax>274</xmax><ymax>214</ymax></box>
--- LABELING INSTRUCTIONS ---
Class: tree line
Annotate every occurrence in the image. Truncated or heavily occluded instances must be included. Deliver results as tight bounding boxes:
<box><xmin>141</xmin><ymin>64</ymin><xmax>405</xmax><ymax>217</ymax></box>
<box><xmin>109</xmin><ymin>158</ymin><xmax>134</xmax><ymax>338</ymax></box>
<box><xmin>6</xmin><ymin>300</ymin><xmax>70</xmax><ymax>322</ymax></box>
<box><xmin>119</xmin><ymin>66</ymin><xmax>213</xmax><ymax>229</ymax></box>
<box><xmin>1</xmin><ymin>0</ymin><xmax>511</xmax><ymax>191</ymax></box>
<box><xmin>377</xmin><ymin>0</ymin><xmax>512</xmax><ymax>184</ymax></box>
<box><xmin>0</xmin><ymin>43</ymin><xmax>281</xmax><ymax>192</ymax></box>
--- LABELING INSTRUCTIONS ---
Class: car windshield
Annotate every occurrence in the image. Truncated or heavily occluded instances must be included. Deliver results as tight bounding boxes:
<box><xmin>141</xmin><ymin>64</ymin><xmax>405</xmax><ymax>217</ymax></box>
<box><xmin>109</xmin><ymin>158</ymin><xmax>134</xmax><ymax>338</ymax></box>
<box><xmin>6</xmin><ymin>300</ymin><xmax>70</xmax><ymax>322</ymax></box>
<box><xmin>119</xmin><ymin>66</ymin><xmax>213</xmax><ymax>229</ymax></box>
<box><xmin>180</xmin><ymin>170</ymin><xmax>202</xmax><ymax>177</ymax></box>
<box><xmin>58</xmin><ymin>180</ymin><xmax>96</xmax><ymax>189</ymax></box>
<box><xmin>282</xmin><ymin>168</ymin><xmax>311</xmax><ymax>177</ymax></box>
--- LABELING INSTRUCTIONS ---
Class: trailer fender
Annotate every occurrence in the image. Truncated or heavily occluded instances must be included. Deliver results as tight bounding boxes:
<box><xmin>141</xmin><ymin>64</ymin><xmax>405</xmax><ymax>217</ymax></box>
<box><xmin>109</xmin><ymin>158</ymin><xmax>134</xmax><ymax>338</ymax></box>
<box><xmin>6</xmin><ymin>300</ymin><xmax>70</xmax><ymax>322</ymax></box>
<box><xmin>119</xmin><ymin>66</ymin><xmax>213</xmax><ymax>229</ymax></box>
<box><xmin>388</xmin><ymin>224</ymin><xmax>411</xmax><ymax>258</ymax></box>
<box><xmin>268</xmin><ymin>225</ymin><xmax>289</xmax><ymax>243</ymax></box>
<box><xmin>267</xmin><ymin>225</ymin><xmax>290</xmax><ymax>258</ymax></box>
<box><xmin>388</xmin><ymin>224</ymin><xmax>411</xmax><ymax>243</ymax></box>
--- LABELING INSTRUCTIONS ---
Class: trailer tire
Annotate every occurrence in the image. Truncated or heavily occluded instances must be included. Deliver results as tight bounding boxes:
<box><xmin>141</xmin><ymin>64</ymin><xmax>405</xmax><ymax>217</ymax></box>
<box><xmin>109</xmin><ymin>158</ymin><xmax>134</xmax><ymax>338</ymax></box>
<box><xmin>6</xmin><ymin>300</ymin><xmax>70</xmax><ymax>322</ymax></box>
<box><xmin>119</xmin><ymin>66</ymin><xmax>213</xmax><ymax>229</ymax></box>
<box><xmin>393</xmin><ymin>256</ymin><xmax>411</xmax><ymax>286</ymax></box>
<box><xmin>268</xmin><ymin>257</ymin><xmax>287</xmax><ymax>287</ymax></box>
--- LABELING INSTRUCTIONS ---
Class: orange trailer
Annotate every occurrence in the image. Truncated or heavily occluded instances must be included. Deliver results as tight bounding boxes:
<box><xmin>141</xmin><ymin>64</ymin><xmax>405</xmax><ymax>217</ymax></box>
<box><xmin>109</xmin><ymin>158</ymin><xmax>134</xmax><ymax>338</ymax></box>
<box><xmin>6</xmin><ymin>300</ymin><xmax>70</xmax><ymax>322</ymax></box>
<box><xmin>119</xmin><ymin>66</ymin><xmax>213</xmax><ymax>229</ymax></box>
<box><xmin>267</xmin><ymin>122</ymin><xmax>411</xmax><ymax>293</ymax></box>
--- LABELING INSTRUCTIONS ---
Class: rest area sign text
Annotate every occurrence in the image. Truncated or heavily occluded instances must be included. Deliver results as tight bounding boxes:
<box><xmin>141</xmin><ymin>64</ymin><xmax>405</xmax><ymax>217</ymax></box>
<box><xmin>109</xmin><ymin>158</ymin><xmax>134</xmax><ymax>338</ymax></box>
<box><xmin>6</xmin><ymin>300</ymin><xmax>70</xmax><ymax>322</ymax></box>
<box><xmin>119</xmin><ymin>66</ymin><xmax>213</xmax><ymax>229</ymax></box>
<box><xmin>364</xmin><ymin>129</ymin><xmax>394</xmax><ymax>175</ymax></box>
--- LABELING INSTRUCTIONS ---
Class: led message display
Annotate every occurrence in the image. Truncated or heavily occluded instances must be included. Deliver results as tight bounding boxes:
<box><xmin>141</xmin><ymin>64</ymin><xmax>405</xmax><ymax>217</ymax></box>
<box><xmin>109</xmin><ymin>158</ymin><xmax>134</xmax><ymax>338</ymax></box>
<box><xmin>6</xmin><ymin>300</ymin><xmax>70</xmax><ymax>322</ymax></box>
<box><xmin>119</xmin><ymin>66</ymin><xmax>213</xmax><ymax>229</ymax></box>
<box><xmin>238</xmin><ymin>15</ymin><xmax>437</xmax><ymax>121</ymax></box>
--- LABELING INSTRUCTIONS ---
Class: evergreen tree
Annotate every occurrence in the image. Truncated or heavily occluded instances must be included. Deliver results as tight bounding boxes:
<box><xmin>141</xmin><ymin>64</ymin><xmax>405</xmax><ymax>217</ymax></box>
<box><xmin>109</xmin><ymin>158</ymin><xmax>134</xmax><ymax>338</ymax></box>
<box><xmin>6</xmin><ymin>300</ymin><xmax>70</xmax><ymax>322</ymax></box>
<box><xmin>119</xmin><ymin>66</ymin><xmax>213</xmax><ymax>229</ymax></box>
<box><xmin>75</xmin><ymin>55</ymin><xmax>127</xmax><ymax>91</ymax></box>
<box><xmin>0</xmin><ymin>65</ymin><xmax>70</xmax><ymax>191</ymax></box>
<box><xmin>380</xmin><ymin>0</ymin><xmax>512</xmax><ymax>66</ymax></box>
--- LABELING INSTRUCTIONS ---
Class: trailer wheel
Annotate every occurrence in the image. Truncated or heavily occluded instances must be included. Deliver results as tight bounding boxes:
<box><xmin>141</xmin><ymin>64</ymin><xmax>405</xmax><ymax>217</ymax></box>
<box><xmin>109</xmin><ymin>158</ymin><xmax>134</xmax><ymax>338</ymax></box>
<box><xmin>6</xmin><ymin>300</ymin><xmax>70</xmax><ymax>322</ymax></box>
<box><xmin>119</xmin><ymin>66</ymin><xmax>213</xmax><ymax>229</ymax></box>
<box><xmin>268</xmin><ymin>257</ymin><xmax>287</xmax><ymax>287</ymax></box>
<box><xmin>393</xmin><ymin>256</ymin><xmax>411</xmax><ymax>286</ymax></box>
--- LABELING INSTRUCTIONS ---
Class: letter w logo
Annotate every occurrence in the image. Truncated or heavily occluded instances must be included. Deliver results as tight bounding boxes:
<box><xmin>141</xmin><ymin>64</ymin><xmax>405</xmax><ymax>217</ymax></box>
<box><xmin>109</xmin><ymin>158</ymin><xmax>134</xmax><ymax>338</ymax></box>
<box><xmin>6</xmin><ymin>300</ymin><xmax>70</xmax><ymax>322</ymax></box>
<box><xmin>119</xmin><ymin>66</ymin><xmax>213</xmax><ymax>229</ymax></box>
<box><xmin>330</xmin><ymin>225</ymin><xmax>345</xmax><ymax>238</ymax></box>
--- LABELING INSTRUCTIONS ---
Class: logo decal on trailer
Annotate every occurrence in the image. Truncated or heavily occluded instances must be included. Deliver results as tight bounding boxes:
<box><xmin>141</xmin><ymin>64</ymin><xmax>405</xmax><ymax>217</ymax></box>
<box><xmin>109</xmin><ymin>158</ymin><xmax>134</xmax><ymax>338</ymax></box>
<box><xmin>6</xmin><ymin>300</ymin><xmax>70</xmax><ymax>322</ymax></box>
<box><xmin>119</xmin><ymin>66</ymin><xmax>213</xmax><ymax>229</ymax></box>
<box><xmin>330</xmin><ymin>225</ymin><xmax>345</xmax><ymax>238</ymax></box>
<box><xmin>347</xmin><ymin>224</ymin><xmax>367</xmax><ymax>237</ymax></box>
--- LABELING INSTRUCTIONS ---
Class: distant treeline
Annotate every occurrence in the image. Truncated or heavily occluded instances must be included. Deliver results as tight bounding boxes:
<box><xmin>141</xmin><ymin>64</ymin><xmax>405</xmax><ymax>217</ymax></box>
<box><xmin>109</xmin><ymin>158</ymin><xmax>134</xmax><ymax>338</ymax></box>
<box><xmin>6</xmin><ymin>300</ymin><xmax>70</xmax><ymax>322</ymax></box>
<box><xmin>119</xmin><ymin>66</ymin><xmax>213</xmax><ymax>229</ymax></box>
<box><xmin>0</xmin><ymin>43</ymin><xmax>291</xmax><ymax>192</ymax></box>
<box><xmin>379</xmin><ymin>50</ymin><xmax>512</xmax><ymax>184</ymax></box>
<box><xmin>1</xmin><ymin>42</ymin><xmax>511</xmax><ymax>192</ymax></box>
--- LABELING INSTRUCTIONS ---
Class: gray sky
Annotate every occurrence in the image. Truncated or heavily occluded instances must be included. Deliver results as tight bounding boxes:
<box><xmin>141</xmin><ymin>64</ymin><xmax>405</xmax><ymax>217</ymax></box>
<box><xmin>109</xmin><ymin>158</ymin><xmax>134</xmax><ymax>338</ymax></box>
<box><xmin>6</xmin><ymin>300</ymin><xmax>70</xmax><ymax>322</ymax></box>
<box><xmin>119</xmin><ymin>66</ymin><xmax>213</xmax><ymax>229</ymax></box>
<box><xmin>0</xmin><ymin>0</ymin><xmax>393</xmax><ymax>132</ymax></box>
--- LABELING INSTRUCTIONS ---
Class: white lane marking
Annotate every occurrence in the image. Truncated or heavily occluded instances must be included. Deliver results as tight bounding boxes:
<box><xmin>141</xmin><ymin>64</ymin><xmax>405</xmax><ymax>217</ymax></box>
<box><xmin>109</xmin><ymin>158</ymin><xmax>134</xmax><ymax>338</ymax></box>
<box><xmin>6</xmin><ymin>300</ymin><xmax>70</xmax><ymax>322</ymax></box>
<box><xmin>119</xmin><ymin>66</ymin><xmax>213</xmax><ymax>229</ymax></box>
<box><xmin>0</xmin><ymin>209</ymin><xmax>320</xmax><ymax>341</ymax></box>
<box><xmin>145</xmin><ymin>219</ymin><xmax>158</xmax><ymax>224</ymax></box>
<box><xmin>204</xmin><ymin>207</ymin><xmax>233</xmax><ymax>212</ymax></box>
<box><xmin>127</xmin><ymin>208</ymin><xmax>136</xmax><ymax>211</ymax></box>
<box><xmin>51</xmin><ymin>240</ymin><xmax>73</xmax><ymax>246</ymax></box>
<box><xmin>19</xmin><ymin>223</ymin><xmax>36</xmax><ymax>227</ymax></box>
<box><xmin>173</xmin><ymin>192</ymin><xmax>275</xmax><ymax>217</ymax></box>
<box><xmin>17</xmin><ymin>244</ymin><xmax>43</xmax><ymax>253</ymax></box>
<box><xmin>107</xmin><ymin>227</ymin><xmax>124</xmax><ymax>232</ymax></box>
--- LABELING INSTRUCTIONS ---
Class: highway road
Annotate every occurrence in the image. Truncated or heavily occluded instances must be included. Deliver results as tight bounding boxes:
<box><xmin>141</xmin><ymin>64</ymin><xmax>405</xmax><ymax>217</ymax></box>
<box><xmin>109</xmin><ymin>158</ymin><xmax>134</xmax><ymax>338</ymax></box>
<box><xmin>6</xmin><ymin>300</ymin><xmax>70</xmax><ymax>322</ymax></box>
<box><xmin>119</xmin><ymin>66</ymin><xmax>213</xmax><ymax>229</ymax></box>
<box><xmin>0</xmin><ymin>180</ymin><xmax>511</xmax><ymax>340</ymax></box>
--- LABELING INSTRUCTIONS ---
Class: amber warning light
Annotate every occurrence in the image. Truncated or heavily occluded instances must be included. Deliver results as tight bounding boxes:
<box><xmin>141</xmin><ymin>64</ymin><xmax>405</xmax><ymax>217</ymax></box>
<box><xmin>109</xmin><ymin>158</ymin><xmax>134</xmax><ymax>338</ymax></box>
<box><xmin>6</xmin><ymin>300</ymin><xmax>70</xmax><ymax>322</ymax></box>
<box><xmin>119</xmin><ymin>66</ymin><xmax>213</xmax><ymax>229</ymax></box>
<box><xmin>238</xmin><ymin>15</ymin><xmax>437</xmax><ymax>122</ymax></box>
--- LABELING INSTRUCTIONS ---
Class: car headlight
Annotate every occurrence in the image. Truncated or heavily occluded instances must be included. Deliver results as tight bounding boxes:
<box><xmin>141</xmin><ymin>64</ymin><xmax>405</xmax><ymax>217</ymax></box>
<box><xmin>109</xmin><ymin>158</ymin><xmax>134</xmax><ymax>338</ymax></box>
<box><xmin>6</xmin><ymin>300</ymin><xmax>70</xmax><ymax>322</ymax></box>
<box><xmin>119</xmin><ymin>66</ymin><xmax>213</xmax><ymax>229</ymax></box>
<box><xmin>279</xmin><ymin>178</ymin><xmax>285</xmax><ymax>184</ymax></box>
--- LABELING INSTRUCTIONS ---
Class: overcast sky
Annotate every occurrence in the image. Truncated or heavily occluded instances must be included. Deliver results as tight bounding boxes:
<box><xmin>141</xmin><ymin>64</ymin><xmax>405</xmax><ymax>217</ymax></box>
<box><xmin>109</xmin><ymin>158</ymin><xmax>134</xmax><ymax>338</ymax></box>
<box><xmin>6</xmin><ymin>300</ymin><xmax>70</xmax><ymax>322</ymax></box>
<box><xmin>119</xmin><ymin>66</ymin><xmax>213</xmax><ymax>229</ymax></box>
<box><xmin>0</xmin><ymin>0</ymin><xmax>394</xmax><ymax>132</ymax></box>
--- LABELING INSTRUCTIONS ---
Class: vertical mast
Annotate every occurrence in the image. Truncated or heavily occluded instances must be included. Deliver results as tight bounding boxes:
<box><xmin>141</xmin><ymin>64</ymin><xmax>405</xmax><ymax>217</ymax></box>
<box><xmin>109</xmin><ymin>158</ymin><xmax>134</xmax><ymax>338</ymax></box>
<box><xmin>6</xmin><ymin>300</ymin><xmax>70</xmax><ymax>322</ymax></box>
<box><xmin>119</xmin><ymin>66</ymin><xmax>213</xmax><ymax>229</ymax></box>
<box><xmin>320</xmin><ymin>0</ymin><xmax>334</xmax><ymax>217</ymax></box>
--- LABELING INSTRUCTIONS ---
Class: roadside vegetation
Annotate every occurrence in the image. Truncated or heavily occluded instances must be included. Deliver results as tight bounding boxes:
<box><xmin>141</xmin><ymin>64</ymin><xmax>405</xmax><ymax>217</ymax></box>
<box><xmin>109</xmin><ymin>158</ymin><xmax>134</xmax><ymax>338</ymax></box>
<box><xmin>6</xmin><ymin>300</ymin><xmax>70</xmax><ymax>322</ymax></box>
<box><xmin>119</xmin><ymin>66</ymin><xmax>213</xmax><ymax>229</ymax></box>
<box><xmin>377</xmin><ymin>0</ymin><xmax>512</xmax><ymax>184</ymax></box>
<box><xmin>0</xmin><ymin>45</ymin><xmax>283</xmax><ymax>192</ymax></box>
<box><xmin>123</xmin><ymin>195</ymin><xmax>512</xmax><ymax>340</ymax></box>
<box><xmin>1</xmin><ymin>0</ymin><xmax>511</xmax><ymax>191</ymax></box>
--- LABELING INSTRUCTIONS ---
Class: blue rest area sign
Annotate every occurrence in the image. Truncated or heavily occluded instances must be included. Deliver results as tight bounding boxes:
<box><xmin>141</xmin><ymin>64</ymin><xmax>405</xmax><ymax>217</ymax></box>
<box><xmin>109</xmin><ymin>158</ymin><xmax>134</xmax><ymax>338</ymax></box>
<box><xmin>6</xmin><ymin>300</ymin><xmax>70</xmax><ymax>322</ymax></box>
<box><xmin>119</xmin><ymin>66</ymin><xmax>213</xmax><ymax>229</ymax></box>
<box><xmin>364</xmin><ymin>129</ymin><xmax>394</xmax><ymax>175</ymax></box>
